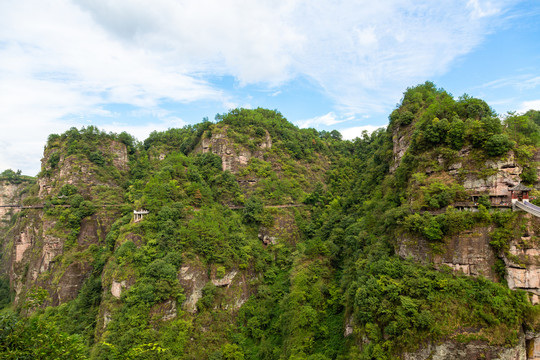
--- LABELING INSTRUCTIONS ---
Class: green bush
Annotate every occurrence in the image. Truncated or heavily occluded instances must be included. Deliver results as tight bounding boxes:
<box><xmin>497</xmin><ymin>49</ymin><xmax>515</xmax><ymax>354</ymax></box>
<box><xmin>521</xmin><ymin>166</ymin><xmax>538</xmax><ymax>184</ymax></box>
<box><xmin>48</xmin><ymin>152</ymin><xmax>61</xmax><ymax>169</ymax></box>
<box><xmin>0</xmin><ymin>312</ymin><xmax>88</xmax><ymax>359</ymax></box>
<box><xmin>485</xmin><ymin>134</ymin><xmax>513</xmax><ymax>156</ymax></box>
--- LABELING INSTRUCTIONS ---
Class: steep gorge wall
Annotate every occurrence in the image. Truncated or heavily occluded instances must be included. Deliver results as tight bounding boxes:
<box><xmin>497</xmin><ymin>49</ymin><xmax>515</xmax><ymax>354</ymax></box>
<box><xmin>194</xmin><ymin>125</ymin><xmax>272</xmax><ymax>173</ymax></box>
<box><xmin>0</xmin><ymin>181</ymin><xmax>25</xmax><ymax>223</ymax></box>
<box><xmin>391</xmin><ymin>119</ymin><xmax>540</xmax><ymax>358</ymax></box>
<box><xmin>1</xmin><ymin>139</ymin><xmax>129</xmax><ymax>306</ymax></box>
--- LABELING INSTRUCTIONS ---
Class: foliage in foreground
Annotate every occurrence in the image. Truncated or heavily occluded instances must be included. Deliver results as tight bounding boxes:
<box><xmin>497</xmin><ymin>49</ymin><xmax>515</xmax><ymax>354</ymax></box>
<box><xmin>0</xmin><ymin>312</ymin><xmax>88</xmax><ymax>359</ymax></box>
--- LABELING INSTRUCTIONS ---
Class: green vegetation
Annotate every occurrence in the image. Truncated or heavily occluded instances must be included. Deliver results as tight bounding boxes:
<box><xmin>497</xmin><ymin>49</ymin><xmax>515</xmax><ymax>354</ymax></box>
<box><xmin>0</xmin><ymin>169</ymin><xmax>34</xmax><ymax>184</ymax></box>
<box><xmin>0</xmin><ymin>312</ymin><xmax>88</xmax><ymax>359</ymax></box>
<box><xmin>2</xmin><ymin>86</ymin><xmax>540</xmax><ymax>359</ymax></box>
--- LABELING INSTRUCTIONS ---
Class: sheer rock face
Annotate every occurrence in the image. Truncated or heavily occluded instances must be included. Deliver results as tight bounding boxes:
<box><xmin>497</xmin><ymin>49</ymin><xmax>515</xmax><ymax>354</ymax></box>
<box><xmin>505</xmin><ymin>214</ymin><xmax>540</xmax><ymax>304</ymax></box>
<box><xmin>178</xmin><ymin>262</ymin><xmax>208</xmax><ymax>313</ymax></box>
<box><xmin>194</xmin><ymin>126</ymin><xmax>272</xmax><ymax>173</ymax></box>
<box><xmin>393</xmin><ymin>122</ymin><xmax>540</xmax><ymax>304</ymax></box>
<box><xmin>390</xmin><ymin>124</ymin><xmax>413</xmax><ymax>173</ymax></box>
<box><xmin>38</xmin><ymin>140</ymin><xmax>128</xmax><ymax>198</ymax></box>
<box><xmin>398</xmin><ymin>226</ymin><xmax>498</xmax><ymax>280</ymax></box>
<box><xmin>459</xmin><ymin>151</ymin><xmax>521</xmax><ymax>196</ymax></box>
<box><xmin>399</xmin><ymin>214</ymin><xmax>540</xmax><ymax>304</ymax></box>
<box><xmin>0</xmin><ymin>181</ymin><xmax>25</xmax><ymax>223</ymax></box>
<box><xmin>2</xmin><ymin>139</ymin><xmax>128</xmax><ymax>307</ymax></box>
<box><xmin>178</xmin><ymin>260</ymin><xmax>254</xmax><ymax>313</ymax></box>
<box><xmin>403</xmin><ymin>338</ymin><xmax>528</xmax><ymax>360</ymax></box>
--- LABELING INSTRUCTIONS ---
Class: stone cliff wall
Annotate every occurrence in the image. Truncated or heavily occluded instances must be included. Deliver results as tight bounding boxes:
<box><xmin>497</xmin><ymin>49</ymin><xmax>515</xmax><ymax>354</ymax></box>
<box><xmin>194</xmin><ymin>126</ymin><xmax>272</xmax><ymax>173</ymax></box>
<box><xmin>2</xmin><ymin>139</ymin><xmax>129</xmax><ymax>307</ymax></box>
<box><xmin>390</xmin><ymin>123</ymin><xmax>413</xmax><ymax>173</ymax></box>
<box><xmin>403</xmin><ymin>338</ymin><xmax>528</xmax><ymax>360</ymax></box>
<box><xmin>398</xmin><ymin>226</ymin><xmax>499</xmax><ymax>280</ymax></box>
<box><xmin>0</xmin><ymin>181</ymin><xmax>27</xmax><ymax>224</ymax></box>
<box><xmin>394</xmin><ymin>137</ymin><xmax>540</xmax><ymax>359</ymax></box>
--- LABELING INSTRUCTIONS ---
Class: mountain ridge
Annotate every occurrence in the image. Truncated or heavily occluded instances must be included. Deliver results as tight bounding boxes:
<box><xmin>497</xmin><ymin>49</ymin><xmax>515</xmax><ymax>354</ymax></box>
<box><xmin>1</xmin><ymin>87</ymin><xmax>540</xmax><ymax>359</ymax></box>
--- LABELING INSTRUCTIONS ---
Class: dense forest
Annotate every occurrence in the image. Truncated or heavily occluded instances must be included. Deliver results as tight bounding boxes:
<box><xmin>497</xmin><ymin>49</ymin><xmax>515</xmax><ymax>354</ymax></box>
<box><xmin>1</xmin><ymin>82</ymin><xmax>540</xmax><ymax>359</ymax></box>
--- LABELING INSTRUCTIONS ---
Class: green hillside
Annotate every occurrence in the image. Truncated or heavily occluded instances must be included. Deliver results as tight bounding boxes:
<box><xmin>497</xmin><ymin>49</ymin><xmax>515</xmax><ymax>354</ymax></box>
<box><xmin>1</xmin><ymin>84</ymin><xmax>540</xmax><ymax>359</ymax></box>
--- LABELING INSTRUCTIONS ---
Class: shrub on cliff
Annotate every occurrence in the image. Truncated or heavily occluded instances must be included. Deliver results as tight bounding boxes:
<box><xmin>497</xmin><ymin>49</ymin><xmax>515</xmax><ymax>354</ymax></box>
<box><xmin>0</xmin><ymin>312</ymin><xmax>88</xmax><ymax>359</ymax></box>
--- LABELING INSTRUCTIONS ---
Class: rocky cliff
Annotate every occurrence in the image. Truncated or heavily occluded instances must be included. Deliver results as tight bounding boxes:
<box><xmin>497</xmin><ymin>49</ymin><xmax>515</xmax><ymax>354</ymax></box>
<box><xmin>1</xmin><ymin>104</ymin><xmax>538</xmax><ymax>359</ymax></box>
<box><xmin>3</xmin><ymin>134</ymin><xmax>129</xmax><ymax>307</ymax></box>
<box><xmin>0</xmin><ymin>181</ymin><xmax>26</xmax><ymax>224</ymax></box>
<box><xmin>194</xmin><ymin>125</ymin><xmax>272</xmax><ymax>173</ymax></box>
<box><xmin>392</xmin><ymin>105</ymin><xmax>540</xmax><ymax>358</ymax></box>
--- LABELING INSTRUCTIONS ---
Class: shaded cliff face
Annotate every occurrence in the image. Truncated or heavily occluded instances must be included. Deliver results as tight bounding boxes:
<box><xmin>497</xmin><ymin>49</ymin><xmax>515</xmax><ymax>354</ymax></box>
<box><xmin>385</xmin><ymin>85</ymin><xmax>540</xmax><ymax>358</ymax></box>
<box><xmin>403</xmin><ymin>338</ymin><xmax>528</xmax><ymax>360</ymax></box>
<box><xmin>505</xmin><ymin>213</ymin><xmax>540</xmax><ymax>305</ymax></box>
<box><xmin>0</xmin><ymin>181</ymin><xmax>26</xmax><ymax>223</ymax></box>
<box><xmin>0</xmin><ymin>180</ymin><xmax>33</xmax><ymax>278</ymax></box>
<box><xmin>3</xmin><ymin>134</ymin><xmax>129</xmax><ymax>307</ymax></box>
<box><xmin>194</xmin><ymin>125</ymin><xmax>272</xmax><ymax>173</ymax></box>
<box><xmin>398</xmin><ymin>225</ymin><xmax>499</xmax><ymax>280</ymax></box>
<box><xmin>390</xmin><ymin>121</ymin><xmax>414</xmax><ymax>173</ymax></box>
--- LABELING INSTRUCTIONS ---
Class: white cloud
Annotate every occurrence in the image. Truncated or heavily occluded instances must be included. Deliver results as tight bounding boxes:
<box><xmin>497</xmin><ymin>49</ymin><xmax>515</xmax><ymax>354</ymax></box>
<box><xmin>0</xmin><ymin>0</ymin><xmax>519</xmax><ymax>174</ymax></box>
<box><xmin>467</xmin><ymin>0</ymin><xmax>501</xmax><ymax>19</ymax></box>
<box><xmin>517</xmin><ymin>100</ymin><xmax>540</xmax><ymax>113</ymax></box>
<box><xmin>341</xmin><ymin>125</ymin><xmax>386</xmax><ymax>140</ymax></box>
<box><xmin>481</xmin><ymin>75</ymin><xmax>540</xmax><ymax>91</ymax></box>
<box><xmin>298</xmin><ymin>112</ymin><xmax>345</xmax><ymax>128</ymax></box>
<box><xmin>292</xmin><ymin>0</ymin><xmax>513</xmax><ymax>114</ymax></box>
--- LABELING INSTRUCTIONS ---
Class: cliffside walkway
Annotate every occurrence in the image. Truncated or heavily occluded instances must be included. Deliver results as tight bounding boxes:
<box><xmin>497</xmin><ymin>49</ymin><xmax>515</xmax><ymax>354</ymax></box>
<box><xmin>228</xmin><ymin>204</ymin><xmax>305</xmax><ymax>210</ymax></box>
<box><xmin>0</xmin><ymin>204</ymin><xmax>47</xmax><ymax>209</ymax></box>
<box><xmin>514</xmin><ymin>201</ymin><xmax>540</xmax><ymax>217</ymax></box>
<box><xmin>1</xmin><ymin>203</ymin><xmax>305</xmax><ymax>210</ymax></box>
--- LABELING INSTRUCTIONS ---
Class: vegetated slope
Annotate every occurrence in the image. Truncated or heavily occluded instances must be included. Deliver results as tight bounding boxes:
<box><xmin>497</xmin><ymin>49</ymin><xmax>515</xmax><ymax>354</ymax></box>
<box><xmin>284</xmin><ymin>82</ymin><xmax>540</xmax><ymax>359</ymax></box>
<box><xmin>0</xmin><ymin>92</ymin><xmax>539</xmax><ymax>360</ymax></box>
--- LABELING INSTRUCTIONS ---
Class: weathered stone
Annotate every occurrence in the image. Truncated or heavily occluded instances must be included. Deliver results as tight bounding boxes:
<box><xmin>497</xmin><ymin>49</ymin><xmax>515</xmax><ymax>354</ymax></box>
<box><xmin>15</xmin><ymin>231</ymin><xmax>32</xmax><ymax>263</ymax></box>
<box><xmin>390</xmin><ymin>128</ymin><xmax>412</xmax><ymax>173</ymax></box>
<box><xmin>110</xmin><ymin>280</ymin><xmax>126</xmax><ymax>299</ymax></box>
<box><xmin>344</xmin><ymin>316</ymin><xmax>354</xmax><ymax>337</ymax></box>
<box><xmin>398</xmin><ymin>226</ymin><xmax>498</xmax><ymax>280</ymax></box>
<box><xmin>0</xmin><ymin>181</ymin><xmax>24</xmax><ymax>222</ymax></box>
<box><xmin>506</xmin><ymin>266</ymin><xmax>540</xmax><ymax>290</ymax></box>
<box><xmin>150</xmin><ymin>299</ymin><xmax>177</xmax><ymax>322</ymax></box>
<box><xmin>403</xmin><ymin>338</ymin><xmax>527</xmax><ymax>360</ymax></box>
<box><xmin>211</xmin><ymin>270</ymin><xmax>237</xmax><ymax>287</ymax></box>
<box><xmin>526</xmin><ymin>334</ymin><xmax>540</xmax><ymax>360</ymax></box>
<box><xmin>178</xmin><ymin>262</ymin><xmax>209</xmax><ymax>313</ymax></box>
<box><xmin>55</xmin><ymin>261</ymin><xmax>92</xmax><ymax>305</ymax></box>
<box><xmin>195</xmin><ymin>127</ymin><xmax>272</xmax><ymax>173</ymax></box>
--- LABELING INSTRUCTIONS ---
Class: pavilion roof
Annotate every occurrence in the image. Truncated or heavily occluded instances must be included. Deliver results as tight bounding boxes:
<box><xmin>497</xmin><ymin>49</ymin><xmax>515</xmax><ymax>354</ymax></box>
<box><xmin>509</xmin><ymin>183</ymin><xmax>532</xmax><ymax>192</ymax></box>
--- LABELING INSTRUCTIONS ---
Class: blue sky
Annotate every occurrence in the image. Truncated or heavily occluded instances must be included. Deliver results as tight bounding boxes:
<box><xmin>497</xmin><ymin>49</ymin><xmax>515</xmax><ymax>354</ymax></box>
<box><xmin>1</xmin><ymin>0</ymin><xmax>540</xmax><ymax>175</ymax></box>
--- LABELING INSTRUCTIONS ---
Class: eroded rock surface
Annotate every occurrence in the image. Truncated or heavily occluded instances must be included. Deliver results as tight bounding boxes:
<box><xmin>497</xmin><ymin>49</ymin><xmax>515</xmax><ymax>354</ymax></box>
<box><xmin>178</xmin><ymin>261</ymin><xmax>254</xmax><ymax>313</ymax></box>
<box><xmin>398</xmin><ymin>226</ymin><xmax>498</xmax><ymax>280</ymax></box>
<box><xmin>0</xmin><ymin>181</ymin><xmax>24</xmax><ymax>222</ymax></box>
<box><xmin>195</xmin><ymin>127</ymin><xmax>272</xmax><ymax>173</ymax></box>
<box><xmin>403</xmin><ymin>339</ymin><xmax>527</xmax><ymax>360</ymax></box>
<box><xmin>178</xmin><ymin>262</ymin><xmax>208</xmax><ymax>313</ymax></box>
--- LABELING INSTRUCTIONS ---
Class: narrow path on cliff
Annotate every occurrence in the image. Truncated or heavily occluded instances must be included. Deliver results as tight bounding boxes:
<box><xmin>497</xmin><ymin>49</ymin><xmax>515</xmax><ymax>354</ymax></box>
<box><xmin>0</xmin><ymin>203</ymin><xmax>306</xmax><ymax>210</ymax></box>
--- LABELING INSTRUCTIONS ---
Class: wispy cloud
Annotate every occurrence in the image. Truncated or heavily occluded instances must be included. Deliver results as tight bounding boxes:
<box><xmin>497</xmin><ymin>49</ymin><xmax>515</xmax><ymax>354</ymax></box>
<box><xmin>0</xmin><ymin>0</ymin><xmax>523</xmax><ymax>174</ymax></box>
<box><xmin>298</xmin><ymin>112</ymin><xmax>346</xmax><ymax>128</ymax></box>
<box><xmin>480</xmin><ymin>75</ymin><xmax>540</xmax><ymax>91</ymax></box>
<box><xmin>341</xmin><ymin>125</ymin><xmax>386</xmax><ymax>140</ymax></box>
<box><xmin>517</xmin><ymin>99</ymin><xmax>540</xmax><ymax>113</ymax></box>
<box><xmin>467</xmin><ymin>0</ymin><xmax>501</xmax><ymax>19</ymax></box>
